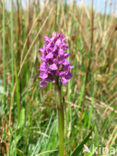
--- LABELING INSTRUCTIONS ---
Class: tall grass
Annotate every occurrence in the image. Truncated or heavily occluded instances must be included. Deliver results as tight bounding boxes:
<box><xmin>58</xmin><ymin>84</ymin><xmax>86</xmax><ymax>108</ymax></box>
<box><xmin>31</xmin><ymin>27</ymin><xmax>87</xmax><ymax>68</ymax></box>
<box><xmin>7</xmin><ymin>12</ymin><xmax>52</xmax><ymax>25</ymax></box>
<box><xmin>0</xmin><ymin>0</ymin><xmax>117</xmax><ymax>155</ymax></box>
<box><xmin>10</xmin><ymin>0</ymin><xmax>14</xmax><ymax>86</ymax></box>
<box><xmin>2</xmin><ymin>0</ymin><xmax>6</xmax><ymax>104</ymax></box>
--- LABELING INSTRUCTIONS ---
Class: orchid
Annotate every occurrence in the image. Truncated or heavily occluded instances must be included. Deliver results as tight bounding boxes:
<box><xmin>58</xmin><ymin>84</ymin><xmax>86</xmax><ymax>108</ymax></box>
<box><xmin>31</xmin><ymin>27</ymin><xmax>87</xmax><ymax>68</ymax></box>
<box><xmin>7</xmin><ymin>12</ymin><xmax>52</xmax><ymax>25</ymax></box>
<box><xmin>39</xmin><ymin>32</ymin><xmax>74</xmax><ymax>156</ymax></box>
<box><xmin>39</xmin><ymin>32</ymin><xmax>73</xmax><ymax>87</ymax></box>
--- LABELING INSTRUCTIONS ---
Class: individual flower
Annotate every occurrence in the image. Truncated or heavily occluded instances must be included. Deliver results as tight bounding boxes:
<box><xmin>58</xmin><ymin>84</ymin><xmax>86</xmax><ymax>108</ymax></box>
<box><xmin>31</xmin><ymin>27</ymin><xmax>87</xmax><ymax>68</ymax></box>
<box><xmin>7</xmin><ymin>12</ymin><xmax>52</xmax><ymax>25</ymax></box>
<box><xmin>39</xmin><ymin>32</ymin><xmax>73</xmax><ymax>87</ymax></box>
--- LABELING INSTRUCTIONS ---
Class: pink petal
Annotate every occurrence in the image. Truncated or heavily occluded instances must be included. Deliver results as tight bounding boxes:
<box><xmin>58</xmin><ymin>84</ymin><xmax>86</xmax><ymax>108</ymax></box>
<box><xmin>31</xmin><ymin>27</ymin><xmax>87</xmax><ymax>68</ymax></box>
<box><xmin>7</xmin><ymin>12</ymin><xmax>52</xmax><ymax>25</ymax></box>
<box><xmin>65</xmin><ymin>72</ymin><xmax>72</xmax><ymax>79</ymax></box>
<box><xmin>40</xmin><ymin>62</ymin><xmax>48</xmax><ymax>71</ymax></box>
<box><xmin>46</xmin><ymin>53</ymin><xmax>53</xmax><ymax>59</ymax></box>
<box><xmin>39</xmin><ymin>72</ymin><xmax>48</xmax><ymax>79</ymax></box>
<box><xmin>61</xmin><ymin>77</ymin><xmax>68</xmax><ymax>85</ymax></box>
<box><xmin>49</xmin><ymin>64</ymin><xmax>58</xmax><ymax>70</ymax></box>
<box><xmin>40</xmin><ymin>81</ymin><xmax>47</xmax><ymax>87</ymax></box>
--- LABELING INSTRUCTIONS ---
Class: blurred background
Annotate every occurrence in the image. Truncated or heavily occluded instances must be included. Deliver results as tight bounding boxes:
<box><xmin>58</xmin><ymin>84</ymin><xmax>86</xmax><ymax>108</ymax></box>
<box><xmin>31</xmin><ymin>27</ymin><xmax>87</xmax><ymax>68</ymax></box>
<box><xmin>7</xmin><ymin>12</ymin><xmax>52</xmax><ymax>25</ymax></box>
<box><xmin>6</xmin><ymin>0</ymin><xmax>117</xmax><ymax>16</ymax></box>
<box><xmin>0</xmin><ymin>0</ymin><xmax>117</xmax><ymax>155</ymax></box>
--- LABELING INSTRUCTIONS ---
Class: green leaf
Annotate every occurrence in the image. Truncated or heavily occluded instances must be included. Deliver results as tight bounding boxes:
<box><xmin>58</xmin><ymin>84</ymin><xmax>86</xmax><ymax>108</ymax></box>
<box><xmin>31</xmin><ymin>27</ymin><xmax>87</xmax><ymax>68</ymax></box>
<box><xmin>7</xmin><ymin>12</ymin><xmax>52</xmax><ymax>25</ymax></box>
<box><xmin>19</xmin><ymin>108</ymin><xmax>25</xmax><ymax>128</ymax></box>
<box><xmin>71</xmin><ymin>130</ymin><xmax>92</xmax><ymax>156</ymax></box>
<box><xmin>78</xmin><ymin>75</ymin><xmax>86</xmax><ymax>106</ymax></box>
<box><xmin>0</xmin><ymin>85</ymin><xmax>6</xmax><ymax>95</ymax></box>
<box><xmin>9</xmin><ymin>135</ymin><xmax>21</xmax><ymax>156</ymax></box>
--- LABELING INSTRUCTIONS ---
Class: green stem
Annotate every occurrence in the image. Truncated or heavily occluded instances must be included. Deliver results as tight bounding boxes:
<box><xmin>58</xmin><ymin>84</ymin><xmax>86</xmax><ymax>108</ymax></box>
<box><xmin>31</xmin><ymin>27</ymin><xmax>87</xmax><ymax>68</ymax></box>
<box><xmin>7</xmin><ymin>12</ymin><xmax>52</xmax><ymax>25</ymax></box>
<box><xmin>56</xmin><ymin>80</ymin><xmax>64</xmax><ymax>156</ymax></box>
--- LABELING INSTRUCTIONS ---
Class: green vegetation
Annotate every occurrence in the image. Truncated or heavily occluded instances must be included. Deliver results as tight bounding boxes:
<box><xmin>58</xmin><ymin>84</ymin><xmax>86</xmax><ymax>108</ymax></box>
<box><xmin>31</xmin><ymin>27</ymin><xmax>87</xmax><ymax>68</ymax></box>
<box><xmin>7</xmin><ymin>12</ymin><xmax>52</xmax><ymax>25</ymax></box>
<box><xmin>0</xmin><ymin>0</ymin><xmax>117</xmax><ymax>156</ymax></box>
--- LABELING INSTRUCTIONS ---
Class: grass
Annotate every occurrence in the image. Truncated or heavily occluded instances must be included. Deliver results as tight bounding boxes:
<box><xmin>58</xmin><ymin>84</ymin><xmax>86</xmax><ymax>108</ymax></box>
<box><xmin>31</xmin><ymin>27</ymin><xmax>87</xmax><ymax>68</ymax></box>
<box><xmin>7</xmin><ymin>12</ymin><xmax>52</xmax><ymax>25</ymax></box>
<box><xmin>0</xmin><ymin>0</ymin><xmax>117</xmax><ymax>156</ymax></box>
<box><xmin>2</xmin><ymin>0</ymin><xmax>6</xmax><ymax>105</ymax></box>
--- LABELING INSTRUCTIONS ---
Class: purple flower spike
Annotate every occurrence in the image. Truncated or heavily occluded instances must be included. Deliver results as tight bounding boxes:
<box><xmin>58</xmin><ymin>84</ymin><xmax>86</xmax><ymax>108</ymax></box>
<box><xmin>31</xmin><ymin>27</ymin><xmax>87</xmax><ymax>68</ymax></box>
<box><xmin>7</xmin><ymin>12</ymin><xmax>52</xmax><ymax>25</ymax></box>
<box><xmin>39</xmin><ymin>32</ymin><xmax>73</xmax><ymax>87</ymax></box>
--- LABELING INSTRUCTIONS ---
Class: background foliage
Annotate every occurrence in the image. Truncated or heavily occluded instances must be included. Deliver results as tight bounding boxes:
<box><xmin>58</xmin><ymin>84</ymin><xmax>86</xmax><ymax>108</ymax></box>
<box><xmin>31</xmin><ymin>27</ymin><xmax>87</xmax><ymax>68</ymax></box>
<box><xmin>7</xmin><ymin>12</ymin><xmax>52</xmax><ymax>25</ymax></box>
<box><xmin>0</xmin><ymin>0</ymin><xmax>117</xmax><ymax>155</ymax></box>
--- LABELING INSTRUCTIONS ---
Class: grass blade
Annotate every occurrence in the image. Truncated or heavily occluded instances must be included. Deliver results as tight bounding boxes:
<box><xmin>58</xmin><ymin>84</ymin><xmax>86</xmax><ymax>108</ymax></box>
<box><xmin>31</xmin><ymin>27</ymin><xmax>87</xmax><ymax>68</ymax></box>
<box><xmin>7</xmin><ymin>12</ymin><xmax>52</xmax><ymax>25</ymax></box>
<box><xmin>71</xmin><ymin>130</ymin><xmax>92</xmax><ymax>156</ymax></box>
<box><xmin>2</xmin><ymin>0</ymin><xmax>6</xmax><ymax>104</ymax></box>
